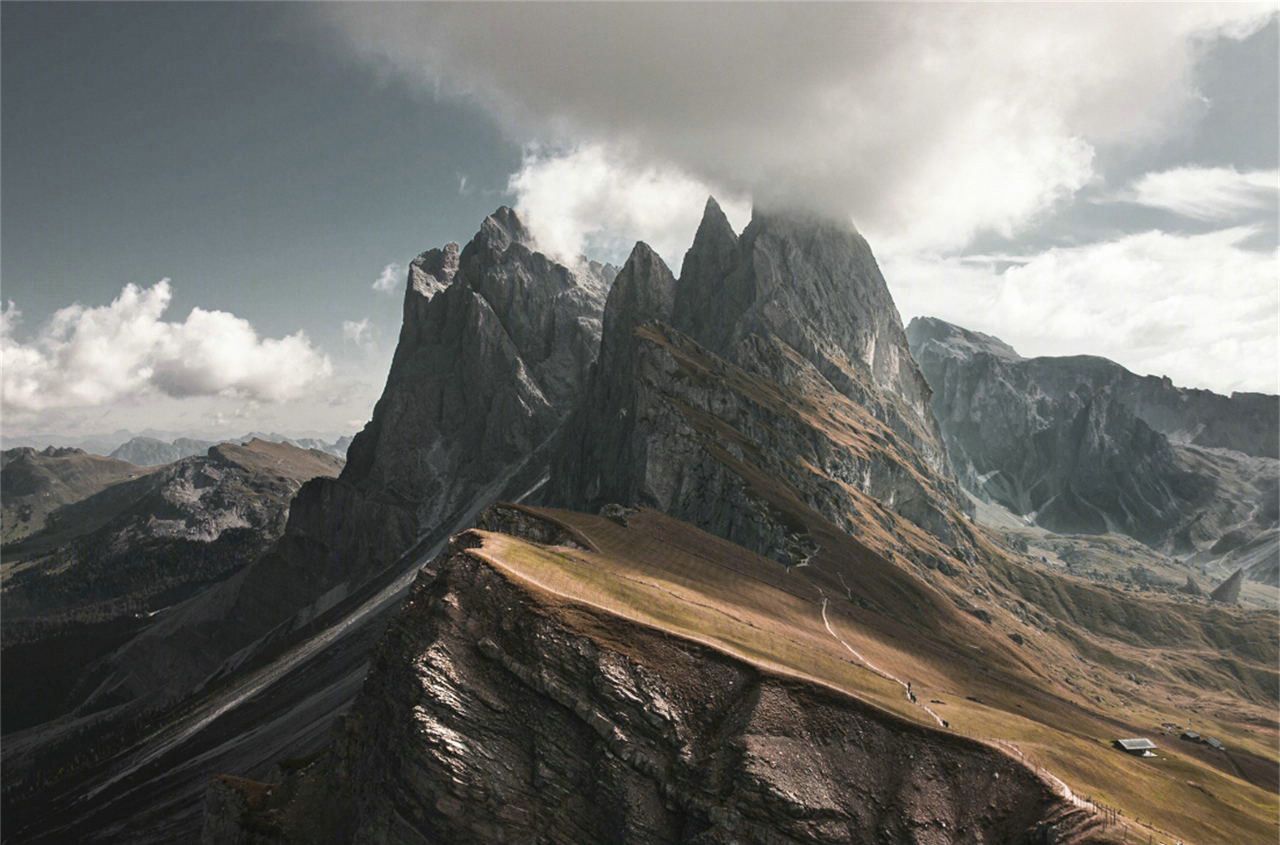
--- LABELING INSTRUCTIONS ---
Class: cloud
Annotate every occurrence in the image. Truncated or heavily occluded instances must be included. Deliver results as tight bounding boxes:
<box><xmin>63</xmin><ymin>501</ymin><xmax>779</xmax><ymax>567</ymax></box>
<box><xmin>319</xmin><ymin>4</ymin><xmax>1273</xmax><ymax>254</ymax></box>
<box><xmin>372</xmin><ymin>262</ymin><xmax>403</xmax><ymax>293</ymax></box>
<box><xmin>507</xmin><ymin>144</ymin><xmax>749</xmax><ymax>266</ymax></box>
<box><xmin>1114</xmin><ymin>166</ymin><xmax>1278</xmax><ymax>221</ymax></box>
<box><xmin>2</xmin><ymin>280</ymin><xmax>333</xmax><ymax>413</ymax></box>
<box><xmin>884</xmin><ymin>226</ymin><xmax>1278</xmax><ymax>395</ymax></box>
<box><xmin>342</xmin><ymin>317</ymin><xmax>372</xmax><ymax>345</ymax></box>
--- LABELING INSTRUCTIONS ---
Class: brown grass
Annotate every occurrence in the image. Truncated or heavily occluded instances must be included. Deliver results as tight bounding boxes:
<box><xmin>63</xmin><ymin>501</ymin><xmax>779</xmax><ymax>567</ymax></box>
<box><xmin>467</xmin><ymin>506</ymin><xmax>1278</xmax><ymax>845</ymax></box>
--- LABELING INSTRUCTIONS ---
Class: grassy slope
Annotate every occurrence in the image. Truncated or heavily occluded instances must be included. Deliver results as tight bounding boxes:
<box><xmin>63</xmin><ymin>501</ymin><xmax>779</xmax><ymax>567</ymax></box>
<box><xmin>468</xmin><ymin>505</ymin><xmax>1277</xmax><ymax>845</ymax></box>
<box><xmin>1</xmin><ymin>451</ymin><xmax>150</xmax><ymax>548</ymax></box>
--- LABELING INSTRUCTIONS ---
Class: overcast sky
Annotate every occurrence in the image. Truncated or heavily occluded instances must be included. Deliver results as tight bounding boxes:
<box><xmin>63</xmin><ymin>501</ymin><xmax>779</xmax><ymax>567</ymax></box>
<box><xmin>3</xmin><ymin>3</ymin><xmax>1277</xmax><ymax>445</ymax></box>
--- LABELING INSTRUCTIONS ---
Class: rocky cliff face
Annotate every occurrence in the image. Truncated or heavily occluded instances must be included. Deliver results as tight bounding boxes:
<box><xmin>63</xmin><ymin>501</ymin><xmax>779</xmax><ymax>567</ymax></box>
<box><xmin>76</xmin><ymin>208</ymin><xmax>609</xmax><ymax>713</ymax></box>
<box><xmin>549</xmin><ymin>200</ymin><xmax>968</xmax><ymax>565</ymax></box>
<box><xmin>203</xmin><ymin>510</ymin><xmax>1104</xmax><ymax>845</ymax></box>
<box><xmin>344</xmin><ymin>208</ymin><xmax>607</xmax><ymax>524</ymax></box>
<box><xmin>906</xmin><ymin>317</ymin><xmax>1278</xmax><ymax>552</ymax></box>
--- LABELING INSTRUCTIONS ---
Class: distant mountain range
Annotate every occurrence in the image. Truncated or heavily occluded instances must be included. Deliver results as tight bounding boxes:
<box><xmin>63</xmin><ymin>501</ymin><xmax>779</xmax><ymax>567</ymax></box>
<box><xmin>1</xmin><ymin>439</ymin><xmax>343</xmax><ymax>733</ymax></box>
<box><xmin>2</xmin><ymin>430</ymin><xmax>355</xmax><ymax>462</ymax></box>
<box><xmin>108</xmin><ymin>433</ymin><xmax>353</xmax><ymax>465</ymax></box>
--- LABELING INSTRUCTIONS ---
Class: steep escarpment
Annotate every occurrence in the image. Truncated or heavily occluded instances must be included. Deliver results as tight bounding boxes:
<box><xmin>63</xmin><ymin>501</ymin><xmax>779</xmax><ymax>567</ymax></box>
<box><xmin>549</xmin><ymin>200</ymin><xmax>969</xmax><ymax>565</ymax></box>
<box><xmin>1</xmin><ymin>209</ymin><xmax>611</xmax><ymax>844</ymax></box>
<box><xmin>907</xmin><ymin>317</ymin><xmax>1277</xmax><ymax>552</ymax></box>
<box><xmin>80</xmin><ymin>208</ymin><xmax>609</xmax><ymax>713</ymax></box>
<box><xmin>205</xmin><ymin>517</ymin><xmax>1105</xmax><ymax>845</ymax></box>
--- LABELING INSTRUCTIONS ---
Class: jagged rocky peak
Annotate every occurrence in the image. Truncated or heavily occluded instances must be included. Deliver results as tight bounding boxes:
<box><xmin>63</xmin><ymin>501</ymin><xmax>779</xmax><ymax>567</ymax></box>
<box><xmin>674</xmin><ymin>198</ymin><xmax>937</xmax><ymax>437</ymax></box>
<box><xmin>353</xmin><ymin>204</ymin><xmax>607</xmax><ymax>490</ymax></box>
<box><xmin>547</xmin><ymin>197</ymin><xmax>970</xmax><ymax>563</ymax></box>
<box><xmin>547</xmin><ymin>242</ymin><xmax>678</xmax><ymax>514</ymax></box>
<box><xmin>672</xmin><ymin>196</ymin><xmax>739</xmax><ymax>338</ymax></box>
<box><xmin>600</xmin><ymin>241</ymin><xmax>676</xmax><ymax>365</ymax></box>
<box><xmin>406</xmin><ymin>241</ymin><xmax>460</xmax><ymax>300</ymax></box>
<box><xmin>476</xmin><ymin>203</ymin><xmax>533</xmax><ymax>252</ymax></box>
<box><xmin>906</xmin><ymin>316</ymin><xmax>1022</xmax><ymax>362</ymax></box>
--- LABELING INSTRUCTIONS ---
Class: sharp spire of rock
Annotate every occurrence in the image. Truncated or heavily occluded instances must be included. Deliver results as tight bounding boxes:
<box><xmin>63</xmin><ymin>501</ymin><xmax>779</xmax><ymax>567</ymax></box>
<box><xmin>674</xmin><ymin>197</ymin><xmax>740</xmax><ymax>344</ymax></box>
<box><xmin>1210</xmin><ymin>567</ymin><xmax>1245</xmax><ymax>604</ymax></box>
<box><xmin>601</xmin><ymin>241</ymin><xmax>677</xmax><ymax>368</ymax></box>
<box><xmin>550</xmin><ymin>241</ymin><xmax>676</xmax><ymax>510</ymax></box>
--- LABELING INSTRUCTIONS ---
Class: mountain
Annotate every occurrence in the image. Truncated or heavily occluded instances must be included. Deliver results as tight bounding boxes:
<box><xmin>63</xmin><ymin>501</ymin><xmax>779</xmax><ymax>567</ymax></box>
<box><xmin>1</xmin><ymin>440</ymin><xmax>343</xmax><ymax>733</ymax></box>
<box><xmin>204</xmin><ymin>506</ymin><xmax>1104</xmax><ymax>845</ymax></box>
<box><xmin>0</xmin><ymin>208</ymin><xmax>614</xmax><ymax>843</ymax></box>
<box><xmin>1</xmin><ymin>447</ymin><xmax>150</xmax><ymax>544</ymax></box>
<box><xmin>5</xmin><ymin>206</ymin><xmax>1275</xmax><ymax>845</ymax></box>
<box><xmin>74</xmin><ymin>209</ymin><xmax>609</xmax><ymax>712</ymax></box>
<box><xmin>109</xmin><ymin>436</ymin><xmax>216</xmax><ymax>466</ymax></box>
<box><xmin>0</xmin><ymin>430</ymin><xmax>137</xmax><ymax>456</ymax></box>
<box><xmin>196</xmin><ymin>203</ymin><xmax>1273</xmax><ymax>845</ymax></box>
<box><xmin>236</xmin><ymin>433</ymin><xmax>353</xmax><ymax>459</ymax></box>
<box><xmin>906</xmin><ymin>317</ymin><xmax>1278</xmax><ymax>553</ymax></box>
<box><xmin>550</xmin><ymin>200</ymin><xmax>968</xmax><ymax>565</ymax></box>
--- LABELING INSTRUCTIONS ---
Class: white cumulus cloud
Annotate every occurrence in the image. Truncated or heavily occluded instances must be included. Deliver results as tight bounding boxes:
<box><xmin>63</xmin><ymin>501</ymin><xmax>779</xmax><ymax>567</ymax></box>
<box><xmin>2</xmin><ymin>280</ymin><xmax>333</xmax><ymax>413</ymax></box>
<box><xmin>372</xmin><ymin>262</ymin><xmax>403</xmax><ymax>293</ymax></box>
<box><xmin>507</xmin><ymin>144</ymin><xmax>749</xmax><ymax>267</ymax></box>
<box><xmin>885</xmin><ymin>227</ymin><xmax>1279</xmax><ymax>395</ymax></box>
<box><xmin>1115</xmin><ymin>166</ymin><xmax>1278</xmax><ymax>221</ymax></box>
<box><xmin>319</xmin><ymin>3</ymin><xmax>1273</xmax><ymax>255</ymax></box>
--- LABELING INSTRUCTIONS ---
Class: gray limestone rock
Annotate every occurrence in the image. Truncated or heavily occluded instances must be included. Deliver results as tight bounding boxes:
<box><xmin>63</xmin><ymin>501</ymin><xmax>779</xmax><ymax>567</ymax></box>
<box><xmin>203</xmin><ymin>545</ymin><xmax>1093</xmax><ymax>845</ymax></box>
<box><xmin>907</xmin><ymin>317</ymin><xmax>1277</xmax><ymax>553</ymax></box>
<box><xmin>1209</xmin><ymin>568</ymin><xmax>1245</xmax><ymax>604</ymax></box>
<box><xmin>547</xmin><ymin>199</ymin><xmax>970</xmax><ymax>564</ymax></box>
<box><xmin>75</xmin><ymin>207</ymin><xmax>607</xmax><ymax>713</ymax></box>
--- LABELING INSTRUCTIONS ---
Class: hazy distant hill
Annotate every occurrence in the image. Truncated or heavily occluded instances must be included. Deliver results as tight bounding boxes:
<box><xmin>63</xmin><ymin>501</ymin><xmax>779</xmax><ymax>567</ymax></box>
<box><xmin>1</xmin><ymin>447</ymin><xmax>149</xmax><ymax>544</ymax></box>
<box><xmin>109</xmin><ymin>436</ymin><xmax>215</xmax><ymax>466</ymax></box>
<box><xmin>1</xmin><ymin>440</ymin><xmax>344</xmax><ymax>732</ymax></box>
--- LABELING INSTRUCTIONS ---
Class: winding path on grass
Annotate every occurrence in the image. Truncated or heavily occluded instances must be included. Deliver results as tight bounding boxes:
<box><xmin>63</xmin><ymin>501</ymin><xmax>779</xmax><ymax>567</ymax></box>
<box><xmin>815</xmin><ymin>588</ymin><xmax>946</xmax><ymax>728</ymax></box>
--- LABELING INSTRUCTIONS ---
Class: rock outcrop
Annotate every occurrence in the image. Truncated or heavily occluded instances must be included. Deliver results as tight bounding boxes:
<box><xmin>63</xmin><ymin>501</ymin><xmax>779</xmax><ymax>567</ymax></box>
<box><xmin>548</xmin><ymin>200</ymin><xmax>969</xmax><ymax>565</ymax></box>
<box><xmin>907</xmin><ymin>317</ymin><xmax>1278</xmax><ymax>552</ymax></box>
<box><xmin>1209</xmin><ymin>568</ymin><xmax>1245</xmax><ymax>604</ymax></box>
<box><xmin>77</xmin><ymin>207</ymin><xmax>609</xmax><ymax>712</ymax></box>
<box><xmin>203</xmin><ymin>524</ymin><xmax>1101</xmax><ymax>845</ymax></box>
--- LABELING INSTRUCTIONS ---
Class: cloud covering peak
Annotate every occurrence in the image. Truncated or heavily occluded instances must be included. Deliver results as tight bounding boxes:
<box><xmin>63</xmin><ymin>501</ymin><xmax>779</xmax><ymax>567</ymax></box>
<box><xmin>319</xmin><ymin>3</ymin><xmax>1273</xmax><ymax>254</ymax></box>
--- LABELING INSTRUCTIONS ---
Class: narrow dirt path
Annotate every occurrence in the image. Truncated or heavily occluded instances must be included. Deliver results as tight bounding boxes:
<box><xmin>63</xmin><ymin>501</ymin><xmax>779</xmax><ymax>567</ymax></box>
<box><xmin>815</xmin><ymin>588</ymin><xmax>946</xmax><ymax>727</ymax></box>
